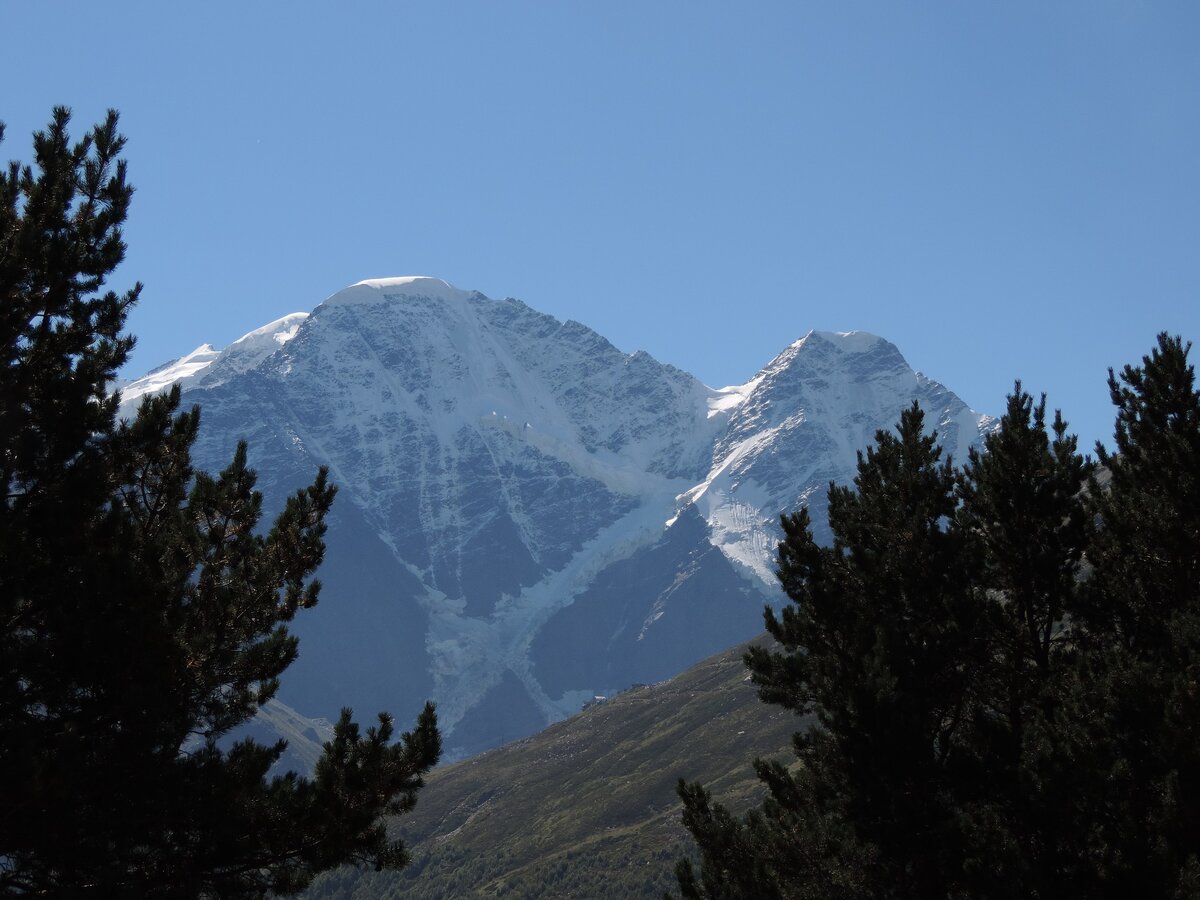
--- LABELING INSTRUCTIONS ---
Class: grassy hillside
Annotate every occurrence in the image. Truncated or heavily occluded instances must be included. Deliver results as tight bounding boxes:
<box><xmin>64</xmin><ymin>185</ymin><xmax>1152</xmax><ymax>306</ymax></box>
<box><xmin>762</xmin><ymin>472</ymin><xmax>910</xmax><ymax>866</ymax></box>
<box><xmin>305</xmin><ymin>635</ymin><xmax>803</xmax><ymax>899</ymax></box>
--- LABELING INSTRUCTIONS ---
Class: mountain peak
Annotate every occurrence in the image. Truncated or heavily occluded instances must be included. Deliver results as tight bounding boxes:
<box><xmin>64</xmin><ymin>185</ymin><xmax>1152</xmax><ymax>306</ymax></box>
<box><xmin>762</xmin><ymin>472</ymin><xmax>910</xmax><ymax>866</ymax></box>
<box><xmin>806</xmin><ymin>329</ymin><xmax>885</xmax><ymax>352</ymax></box>
<box><xmin>324</xmin><ymin>275</ymin><xmax>471</xmax><ymax>307</ymax></box>
<box><xmin>119</xmin><ymin>280</ymin><xmax>993</xmax><ymax>760</ymax></box>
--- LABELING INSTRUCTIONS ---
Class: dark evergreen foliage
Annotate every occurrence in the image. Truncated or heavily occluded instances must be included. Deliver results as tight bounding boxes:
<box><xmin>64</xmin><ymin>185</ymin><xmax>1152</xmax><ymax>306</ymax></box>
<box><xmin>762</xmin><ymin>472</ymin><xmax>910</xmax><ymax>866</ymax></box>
<box><xmin>675</xmin><ymin>338</ymin><xmax>1200</xmax><ymax>898</ymax></box>
<box><xmin>952</xmin><ymin>387</ymin><xmax>1094</xmax><ymax>896</ymax></box>
<box><xmin>1072</xmin><ymin>334</ymin><xmax>1200</xmax><ymax>895</ymax></box>
<box><xmin>0</xmin><ymin>109</ymin><xmax>440</xmax><ymax>897</ymax></box>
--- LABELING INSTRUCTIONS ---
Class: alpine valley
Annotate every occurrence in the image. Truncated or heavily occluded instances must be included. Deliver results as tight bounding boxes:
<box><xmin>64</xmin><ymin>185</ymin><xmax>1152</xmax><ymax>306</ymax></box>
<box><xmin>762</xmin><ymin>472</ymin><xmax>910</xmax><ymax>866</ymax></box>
<box><xmin>117</xmin><ymin>277</ymin><xmax>993</xmax><ymax>762</ymax></box>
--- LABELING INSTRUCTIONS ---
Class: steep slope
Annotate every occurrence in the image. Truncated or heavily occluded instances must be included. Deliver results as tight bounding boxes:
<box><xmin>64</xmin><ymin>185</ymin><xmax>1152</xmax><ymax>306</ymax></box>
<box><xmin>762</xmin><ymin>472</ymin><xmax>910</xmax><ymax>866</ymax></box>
<box><xmin>116</xmin><ymin>312</ymin><xmax>307</xmax><ymax>413</ymax></box>
<box><xmin>303</xmin><ymin>636</ymin><xmax>800</xmax><ymax>900</ymax></box>
<box><xmin>690</xmin><ymin>329</ymin><xmax>986</xmax><ymax>582</ymax></box>
<box><xmin>121</xmin><ymin>277</ymin><xmax>992</xmax><ymax>758</ymax></box>
<box><xmin>528</xmin><ymin>330</ymin><xmax>991</xmax><ymax>708</ymax></box>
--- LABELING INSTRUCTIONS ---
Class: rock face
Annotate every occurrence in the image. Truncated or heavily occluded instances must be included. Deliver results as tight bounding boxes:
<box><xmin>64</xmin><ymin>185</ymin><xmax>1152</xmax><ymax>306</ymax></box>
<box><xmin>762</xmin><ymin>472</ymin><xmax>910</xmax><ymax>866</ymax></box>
<box><xmin>120</xmin><ymin>276</ymin><xmax>992</xmax><ymax>761</ymax></box>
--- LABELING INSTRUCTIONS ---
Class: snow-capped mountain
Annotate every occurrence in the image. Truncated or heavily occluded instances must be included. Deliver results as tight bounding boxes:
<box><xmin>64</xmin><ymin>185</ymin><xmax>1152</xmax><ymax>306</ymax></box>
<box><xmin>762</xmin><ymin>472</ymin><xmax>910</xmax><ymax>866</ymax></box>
<box><xmin>120</xmin><ymin>277</ymin><xmax>993</xmax><ymax>761</ymax></box>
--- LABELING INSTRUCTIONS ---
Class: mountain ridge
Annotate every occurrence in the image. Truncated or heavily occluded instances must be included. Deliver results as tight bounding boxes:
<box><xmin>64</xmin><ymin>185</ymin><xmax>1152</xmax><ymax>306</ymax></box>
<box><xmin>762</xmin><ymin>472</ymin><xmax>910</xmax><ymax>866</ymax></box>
<box><xmin>118</xmin><ymin>277</ymin><xmax>993</xmax><ymax>759</ymax></box>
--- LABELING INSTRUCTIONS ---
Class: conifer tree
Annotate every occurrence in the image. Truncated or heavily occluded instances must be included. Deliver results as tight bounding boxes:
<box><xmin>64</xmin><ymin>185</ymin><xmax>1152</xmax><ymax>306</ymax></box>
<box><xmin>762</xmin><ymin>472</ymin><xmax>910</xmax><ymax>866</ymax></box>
<box><xmin>1071</xmin><ymin>334</ymin><xmax>1200</xmax><ymax>896</ymax></box>
<box><xmin>677</xmin><ymin>404</ymin><xmax>986</xmax><ymax>898</ymax></box>
<box><xmin>953</xmin><ymin>388</ymin><xmax>1092</xmax><ymax>895</ymax></box>
<box><xmin>0</xmin><ymin>109</ymin><xmax>440</xmax><ymax>896</ymax></box>
<box><xmin>674</xmin><ymin>348</ymin><xmax>1200</xmax><ymax>897</ymax></box>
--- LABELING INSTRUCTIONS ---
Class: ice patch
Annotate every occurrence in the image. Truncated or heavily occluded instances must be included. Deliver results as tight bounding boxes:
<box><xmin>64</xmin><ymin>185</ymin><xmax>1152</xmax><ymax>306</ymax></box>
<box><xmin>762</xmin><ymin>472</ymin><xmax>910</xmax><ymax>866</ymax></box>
<box><xmin>116</xmin><ymin>344</ymin><xmax>220</xmax><ymax>413</ymax></box>
<box><xmin>811</xmin><ymin>330</ymin><xmax>884</xmax><ymax>352</ymax></box>
<box><xmin>323</xmin><ymin>276</ymin><xmax>472</xmax><ymax>307</ymax></box>
<box><xmin>115</xmin><ymin>312</ymin><xmax>307</xmax><ymax>418</ymax></box>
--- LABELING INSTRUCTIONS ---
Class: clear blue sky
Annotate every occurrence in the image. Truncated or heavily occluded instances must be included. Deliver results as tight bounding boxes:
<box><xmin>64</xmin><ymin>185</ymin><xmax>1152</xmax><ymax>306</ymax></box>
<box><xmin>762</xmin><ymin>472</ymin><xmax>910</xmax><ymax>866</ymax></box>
<box><xmin>4</xmin><ymin>2</ymin><xmax>1197</xmax><ymax>453</ymax></box>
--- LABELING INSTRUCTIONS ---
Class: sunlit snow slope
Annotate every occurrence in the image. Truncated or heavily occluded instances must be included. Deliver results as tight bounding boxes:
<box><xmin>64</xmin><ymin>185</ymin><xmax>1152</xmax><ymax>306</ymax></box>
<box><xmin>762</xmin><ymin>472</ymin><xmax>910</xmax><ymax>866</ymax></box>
<box><xmin>122</xmin><ymin>277</ymin><xmax>993</xmax><ymax>761</ymax></box>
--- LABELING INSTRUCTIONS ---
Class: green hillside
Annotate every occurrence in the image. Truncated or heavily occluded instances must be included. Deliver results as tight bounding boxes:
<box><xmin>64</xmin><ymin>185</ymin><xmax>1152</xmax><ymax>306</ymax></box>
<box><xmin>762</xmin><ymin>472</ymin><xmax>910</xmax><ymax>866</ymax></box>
<box><xmin>305</xmin><ymin>636</ymin><xmax>802</xmax><ymax>899</ymax></box>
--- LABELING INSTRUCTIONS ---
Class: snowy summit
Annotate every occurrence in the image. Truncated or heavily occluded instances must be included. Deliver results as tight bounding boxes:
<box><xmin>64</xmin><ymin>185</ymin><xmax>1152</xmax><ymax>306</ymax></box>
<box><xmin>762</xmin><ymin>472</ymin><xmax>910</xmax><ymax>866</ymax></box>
<box><xmin>323</xmin><ymin>276</ymin><xmax>472</xmax><ymax>307</ymax></box>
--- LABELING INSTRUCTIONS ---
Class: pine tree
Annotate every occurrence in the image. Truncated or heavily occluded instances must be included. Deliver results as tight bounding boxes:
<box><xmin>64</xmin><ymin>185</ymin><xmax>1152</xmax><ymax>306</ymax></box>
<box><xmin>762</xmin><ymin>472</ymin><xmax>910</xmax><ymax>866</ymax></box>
<box><xmin>673</xmin><ymin>340</ymin><xmax>1200</xmax><ymax>898</ymax></box>
<box><xmin>0</xmin><ymin>109</ymin><xmax>440</xmax><ymax>896</ymax></box>
<box><xmin>953</xmin><ymin>387</ymin><xmax>1092</xmax><ymax>895</ymax></box>
<box><xmin>677</xmin><ymin>404</ymin><xmax>986</xmax><ymax>898</ymax></box>
<box><xmin>1071</xmin><ymin>334</ymin><xmax>1200</xmax><ymax>896</ymax></box>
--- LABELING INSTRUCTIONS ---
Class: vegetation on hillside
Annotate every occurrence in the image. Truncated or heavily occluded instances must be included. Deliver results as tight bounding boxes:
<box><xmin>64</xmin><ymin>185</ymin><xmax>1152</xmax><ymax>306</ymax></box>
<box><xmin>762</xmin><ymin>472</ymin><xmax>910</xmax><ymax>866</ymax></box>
<box><xmin>0</xmin><ymin>109</ymin><xmax>439</xmax><ymax>896</ymax></box>
<box><xmin>676</xmin><ymin>335</ymin><xmax>1200</xmax><ymax>898</ymax></box>
<box><xmin>304</xmin><ymin>639</ymin><xmax>800</xmax><ymax>899</ymax></box>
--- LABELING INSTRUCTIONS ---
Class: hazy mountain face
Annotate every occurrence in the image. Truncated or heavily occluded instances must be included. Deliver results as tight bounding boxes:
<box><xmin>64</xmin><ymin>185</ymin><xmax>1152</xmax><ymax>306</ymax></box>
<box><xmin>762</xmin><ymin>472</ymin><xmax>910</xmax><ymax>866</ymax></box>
<box><xmin>122</xmin><ymin>277</ymin><xmax>992</xmax><ymax>760</ymax></box>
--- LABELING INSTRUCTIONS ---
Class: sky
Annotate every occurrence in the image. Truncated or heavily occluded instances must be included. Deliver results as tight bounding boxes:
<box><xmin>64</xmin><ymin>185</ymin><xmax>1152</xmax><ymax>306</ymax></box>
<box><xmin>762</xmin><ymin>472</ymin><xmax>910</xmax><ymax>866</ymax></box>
<box><xmin>3</xmin><ymin>2</ymin><xmax>1197</xmax><ymax>453</ymax></box>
